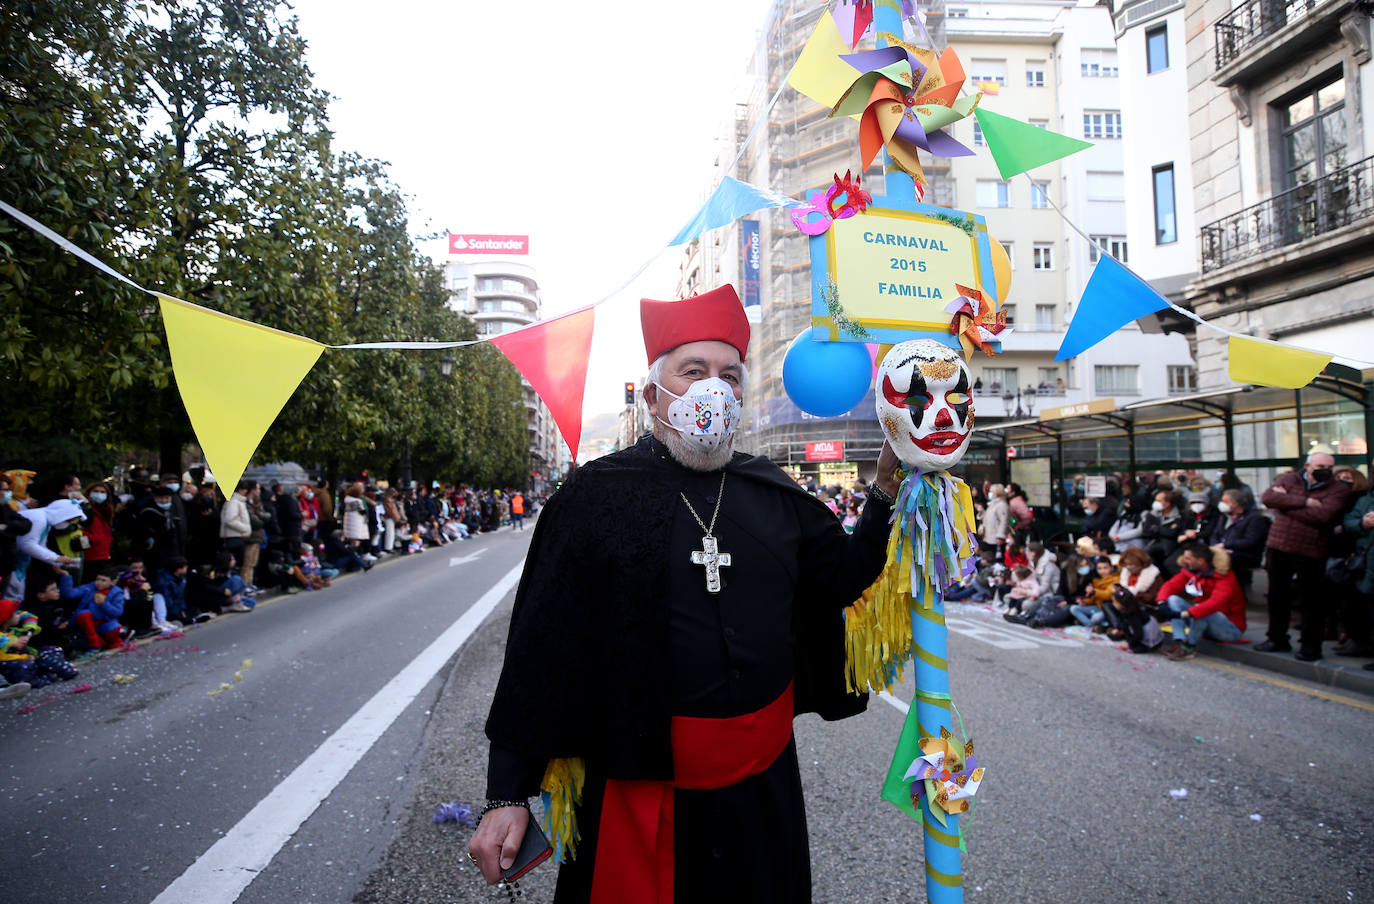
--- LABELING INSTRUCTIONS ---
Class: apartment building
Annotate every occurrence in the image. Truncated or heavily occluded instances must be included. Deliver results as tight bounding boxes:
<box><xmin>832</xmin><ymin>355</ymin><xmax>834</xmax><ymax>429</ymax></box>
<box><xmin>1181</xmin><ymin>0</ymin><xmax>1373</xmax><ymax>385</ymax></box>
<box><xmin>687</xmin><ymin>0</ymin><xmax>1195</xmax><ymax>475</ymax></box>
<box><xmin>442</xmin><ymin>256</ymin><xmax>566</xmax><ymax>490</ymax></box>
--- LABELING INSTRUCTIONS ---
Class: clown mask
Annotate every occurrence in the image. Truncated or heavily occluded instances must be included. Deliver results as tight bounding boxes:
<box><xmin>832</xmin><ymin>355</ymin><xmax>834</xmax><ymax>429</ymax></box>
<box><xmin>875</xmin><ymin>339</ymin><xmax>975</xmax><ymax>472</ymax></box>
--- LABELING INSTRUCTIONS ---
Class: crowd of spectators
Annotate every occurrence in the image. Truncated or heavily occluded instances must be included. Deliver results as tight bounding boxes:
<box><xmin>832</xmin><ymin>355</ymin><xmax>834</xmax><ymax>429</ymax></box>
<box><xmin>951</xmin><ymin>455</ymin><xmax>1374</xmax><ymax>668</ymax></box>
<box><xmin>0</xmin><ymin>466</ymin><xmax>539</xmax><ymax>700</ymax></box>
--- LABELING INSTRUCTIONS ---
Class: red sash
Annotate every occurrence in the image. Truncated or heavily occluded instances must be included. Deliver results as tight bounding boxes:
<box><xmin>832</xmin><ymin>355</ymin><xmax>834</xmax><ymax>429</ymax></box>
<box><xmin>589</xmin><ymin>682</ymin><xmax>795</xmax><ymax>904</ymax></box>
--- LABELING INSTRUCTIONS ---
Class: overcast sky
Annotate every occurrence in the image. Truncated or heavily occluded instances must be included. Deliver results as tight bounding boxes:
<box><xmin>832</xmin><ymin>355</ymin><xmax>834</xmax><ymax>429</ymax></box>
<box><xmin>290</xmin><ymin>0</ymin><xmax>777</xmax><ymax>419</ymax></box>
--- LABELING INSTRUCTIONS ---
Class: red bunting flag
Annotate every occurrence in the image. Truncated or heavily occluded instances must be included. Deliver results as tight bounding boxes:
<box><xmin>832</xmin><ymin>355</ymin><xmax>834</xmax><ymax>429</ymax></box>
<box><xmin>490</xmin><ymin>306</ymin><xmax>596</xmax><ymax>463</ymax></box>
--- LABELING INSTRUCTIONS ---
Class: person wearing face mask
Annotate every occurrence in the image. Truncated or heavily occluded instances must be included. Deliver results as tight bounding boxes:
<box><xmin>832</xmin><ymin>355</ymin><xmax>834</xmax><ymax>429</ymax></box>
<box><xmin>1078</xmin><ymin>495</ymin><xmax>1117</xmax><ymax>540</ymax></box>
<box><xmin>470</xmin><ymin>285</ymin><xmax>900</xmax><ymax>900</ymax></box>
<box><xmin>1207</xmin><ymin>488</ymin><xmax>1268</xmax><ymax>594</ymax></box>
<box><xmin>1140</xmin><ymin>490</ymin><xmax>1184</xmax><ymax>573</ymax></box>
<box><xmin>1257</xmin><ymin>451</ymin><xmax>1351</xmax><ymax>660</ymax></box>
<box><xmin>81</xmin><ymin>481</ymin><xmax>117</xmax><ymax>582</ymax></box>
<box><xmin>133</xmin><ymin>485</ymin><xmax>186</xmax><ymax>575</ymax></box>
<box><xmin>1174</xmin><ymin>491</ymin><xmax>1220</xmax><ymax>556</ymax></box>
<box><xmin>186</xmin><ymin>480</ymin><xmax>223</xmax><ymax>568</ymax></box>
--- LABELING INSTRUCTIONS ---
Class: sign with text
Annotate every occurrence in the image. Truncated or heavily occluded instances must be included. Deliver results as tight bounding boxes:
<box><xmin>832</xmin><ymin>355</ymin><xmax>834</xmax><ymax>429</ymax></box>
<box><xmin>1011</xmin><ymin>457</ymin><xmax>1053</xmax><ymax>507</ymax></box>
<box><xmin>805</xmin><ymin>440</ymin><xmax>846</xmax><ymax>462</ymax></box>
<box><xmin>1039</xmin><ymin>397</ymin><xmax>1117</xmax><ymax>421</ymax></box>
<box><xmin>1084</xmin><ymin>475</ymin><xmax>1108</xmax><ymax>497</ymax></box>
<box><xmin>448</xmin><ymin>233</ymin><xmax>529</xmax><ymax>255</ymax></box>
<box><xmin>741</xmin><ymin>219</ymin><xmax>761</xmax><ymax>320</ymax></box>
<box><xmin>809</xmin><ymin>202</ymin><xmax>1000</xmax><ymax>347</ymax></box>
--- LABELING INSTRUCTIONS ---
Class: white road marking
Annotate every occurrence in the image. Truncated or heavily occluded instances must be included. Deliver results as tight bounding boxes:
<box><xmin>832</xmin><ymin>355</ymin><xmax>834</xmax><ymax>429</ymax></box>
<box><xmin>150</xmin><ymin>558</ymin><xmax>526</xmax><ymax>904</ymax></box>
<box><xmin>945</xmin><ymin>619</ymin><xmax>1041</xmax><ymax>650</ymax></box>
<box><xmin>877</xmin><ymin>691</ymin><xmax>910</xmax><ymax>714</ymax></box>
<box><xmin>449</xmin><ymin>549</ymin><xmax>487</xmax><ymax>567</ymax></box>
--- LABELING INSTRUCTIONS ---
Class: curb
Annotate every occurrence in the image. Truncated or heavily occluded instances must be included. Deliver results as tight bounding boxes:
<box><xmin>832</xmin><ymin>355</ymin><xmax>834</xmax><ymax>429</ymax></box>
<box><xmin>1197</xmin><ymin>638</ymin><xmax>1374</xmax><ymax>698</ymax></box>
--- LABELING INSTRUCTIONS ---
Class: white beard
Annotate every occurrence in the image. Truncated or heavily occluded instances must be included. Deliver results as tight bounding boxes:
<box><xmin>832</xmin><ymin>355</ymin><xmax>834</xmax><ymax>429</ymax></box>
<box><xmin>660</xmin><ymin>427</ymin><xmax>735</xmax><ymax>472</ymax></box>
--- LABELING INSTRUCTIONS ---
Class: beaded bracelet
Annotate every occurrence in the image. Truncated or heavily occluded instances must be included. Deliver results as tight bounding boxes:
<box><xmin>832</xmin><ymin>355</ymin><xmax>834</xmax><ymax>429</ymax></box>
<box><xmin>479</xmin><ymin>799</ymin><xmax>530</xmax><ymax>820</ymax></box>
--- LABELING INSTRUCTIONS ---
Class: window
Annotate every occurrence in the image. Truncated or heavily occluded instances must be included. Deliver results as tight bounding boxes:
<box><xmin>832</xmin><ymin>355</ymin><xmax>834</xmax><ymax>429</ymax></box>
<box><xmin>811</xmin><ymin>121</ymin><xmax>846</xmax><ymax>149</ymax></box>
<box><xmin>949</xmin><ymin>6</ymin><xmax>968</xmax><ymax>15</ymax></box>
<box><xmin>1095</xmin><ymin>365</ymin><xmax>1139</xmax><ymax>394</ymax></box>
<box><xmin>1000</xmin><ymin>241</ymin><xmax>1014</xmax><ymax>269</ymax></box>
<box><xmin>976</xmin><ymin>180</ymin><xmax>1010</xmax><ymax>208</ymax></box>
<box><xmin>1167</xmin><ymin>365</ymin><xmax>1197</xmax><ymax>394</ymax></box>
<box><xmin>1080</xmin><ymin>48</ymin><xmax>1119</xmax><ymax>77</ymax></box>
<box><xmin>1152</xmin><ymin>164</ymin><xmax>1177</xmax><ymax>244</ymax></box>
<box><xmin>1146</xmin><ymin>25</ymin><xmax>1169</xmax><ymax>73</ymax></box>
<box><xmin>1086</xmin><ymin>171</ymin><xmax>1125</xmax><ymax>201</ymax></box>
<box><xmin>984</xmin><ymin>367</ymin><xmax>1018</xmax><ymax>393</ymax></box>
<box><xmin>1029</xmin><ymin>119</ymin><xmax>1049</xmax><ymax>130</ymax></box>
<box><xmin>972</xmin><ymin>121</ymin><xmax>985</xmax><ymax>147</ymax></box>
<box><xmin>1031</xmin><ymin>181</ymin><xmax>1051</xmax><ymax>208</ymax></box>
<box><xmin>1002</xmin><ymin>305</ymin><xmax>1016</xmax><ymax>326</ymax></box>
<box><xmin>1034</xmin><ymin>304</ymin><xmax>1055</xmax><ymax>330</ymax></box>
<box><xmin>1025</xmin><ymin>62</ymin><xmax>1046</xmax><ymax>87</ymax></box>
<box><xmin>1038</xmin><ymin>367</ymin><xmax>1061</xmax><ymax>390</ymax></box>
<box><xmin>1033</xmin><ymin>243</ymin><xmax>1054</xmax><ymax>270</ymax></box>
<box><xmin>969</xmin><ymin>59</ymin><xmax>1007</xmax><ymax>85</ymax></box>
<box><xmin>1088</xmin><ymin>235</ymin><xmax>1129</xmax><ymax>263</ymax></box>
<box><xmin>1083</xmin><ymin>111</ymin><xmax>1122</xmax><ymax>139</ymax></box>
<box><xmin>1282</xmin><ymin>75</ymin><xmax>1346</xmax><ymax>189</ymax></box>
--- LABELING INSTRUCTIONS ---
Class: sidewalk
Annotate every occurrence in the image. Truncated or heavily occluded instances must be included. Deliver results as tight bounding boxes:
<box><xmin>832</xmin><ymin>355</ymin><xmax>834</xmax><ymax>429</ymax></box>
<box><xmin>1192</xmin><ymin>585</ymin><xmax>1374</xmax><ymax>697</ymax></box>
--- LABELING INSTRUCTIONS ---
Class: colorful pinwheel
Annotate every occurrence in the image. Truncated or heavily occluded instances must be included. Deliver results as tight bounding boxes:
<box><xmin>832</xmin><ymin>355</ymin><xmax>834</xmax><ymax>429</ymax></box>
<box><xmin>944</xmin><ymin>284</ymin><xmax>1008</xmax><ymax>358</ymax></box>
<box><xmin>830</xmin><ymin>37</ymin><xmax>982</xmax><ymax>194</ymax></box>
<box><xmin>903</xmin><ymin>727</ymin><xmax>984</xmax><ymax>822</ymax></box>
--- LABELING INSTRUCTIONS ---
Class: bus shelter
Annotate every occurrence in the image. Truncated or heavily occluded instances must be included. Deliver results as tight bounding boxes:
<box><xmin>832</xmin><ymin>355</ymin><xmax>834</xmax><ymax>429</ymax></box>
<box><xmin>964</xmin><ymin>363</ymin><xmax>1372</xmax><ymax>525</ymax></box>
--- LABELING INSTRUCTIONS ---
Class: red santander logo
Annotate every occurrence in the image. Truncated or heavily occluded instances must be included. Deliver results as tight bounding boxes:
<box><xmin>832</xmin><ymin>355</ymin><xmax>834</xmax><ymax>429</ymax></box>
<box><xmin>448</xmin><ymin>233</ymin><xmax>529</xmax><ymax>255</ymax></box>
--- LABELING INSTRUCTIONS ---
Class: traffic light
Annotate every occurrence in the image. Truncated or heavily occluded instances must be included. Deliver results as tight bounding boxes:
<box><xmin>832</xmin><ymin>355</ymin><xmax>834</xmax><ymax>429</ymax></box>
<box><xmin>624</xmin><ymin>382</ymin><xmax>636</xmax><ymax>405</ymax></box>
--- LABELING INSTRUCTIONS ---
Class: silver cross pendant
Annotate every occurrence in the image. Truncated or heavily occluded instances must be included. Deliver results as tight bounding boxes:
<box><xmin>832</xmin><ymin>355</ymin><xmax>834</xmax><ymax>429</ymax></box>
<box><xmin>689</xmin><ymin>534</ymin><xmax>732</xmax><ymax>594</ymax></box>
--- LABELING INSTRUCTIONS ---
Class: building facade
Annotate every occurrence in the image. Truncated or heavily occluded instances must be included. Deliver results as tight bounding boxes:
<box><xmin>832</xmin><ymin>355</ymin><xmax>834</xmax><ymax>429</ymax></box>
<box><xmin>442</xmin><ymin>258</ymin><xmax>566</xmax><ymax>490</ymax></box>
<box><xmin>689</xmin><ymin>0</ymin><xmax>1196</xmax><ymax>477</ymax></box>
<box><xmin>1178</xmin><ymin>0</ymin><xmax>1373</xmax><ymax>468</ymax></box>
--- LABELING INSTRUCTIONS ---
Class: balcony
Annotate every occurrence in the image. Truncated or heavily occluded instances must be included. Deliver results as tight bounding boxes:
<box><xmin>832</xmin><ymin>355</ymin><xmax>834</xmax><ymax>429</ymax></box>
<box><xmin>1211</xmin><ymin>0</ymin><xmax>1357</xmax><ymax>84</ymax></box>
<box><xmin>1199</xmin><ymin>154</ymin><xmax>1374</xmax><ymax>272</ymax></box>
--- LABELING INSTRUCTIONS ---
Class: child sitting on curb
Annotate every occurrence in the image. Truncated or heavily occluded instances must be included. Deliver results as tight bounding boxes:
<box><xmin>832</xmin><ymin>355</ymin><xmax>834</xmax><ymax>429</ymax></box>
<box><xmin>0</xmin><ymin>598</ymin><xmax>79</xmax><ymax>687</ymax></box>
<box><xmin>60</xmin><ymin>566</ymin><xmax>131</xmax><ymax>651</ymax></box>
<box><xmin>1003</xmin><ymin>565</ymin><xmax>1040</xmax><ymax>616</ymax></box>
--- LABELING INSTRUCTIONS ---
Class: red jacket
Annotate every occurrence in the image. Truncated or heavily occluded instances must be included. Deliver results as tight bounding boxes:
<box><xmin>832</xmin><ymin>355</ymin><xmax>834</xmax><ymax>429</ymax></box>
<box><xmin>1157</xmin><ymin>567</ymin><xmax>1246</xmax><ymax>632</ymax></box>
<box><xmin>84</xmin><ymin>505</ymin><xmax>115</xmax><ymax>561</ymax></box>
<box><xmin>1261</xmin><ymin>471</ymin><xmax>1350</xmax><ymax>559</ymax></box>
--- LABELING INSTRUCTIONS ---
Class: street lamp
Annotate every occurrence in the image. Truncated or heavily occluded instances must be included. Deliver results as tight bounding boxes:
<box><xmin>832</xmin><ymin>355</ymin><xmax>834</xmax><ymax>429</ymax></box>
<box><xmin>1001</xmin><ymin>386</ymin><xmax>1038</xmax><ymax>419</ymax></box>
<box><xmin>440</xmin><ymin>354</ymin><xmax>454</xmax><ymax>378</ymax></box>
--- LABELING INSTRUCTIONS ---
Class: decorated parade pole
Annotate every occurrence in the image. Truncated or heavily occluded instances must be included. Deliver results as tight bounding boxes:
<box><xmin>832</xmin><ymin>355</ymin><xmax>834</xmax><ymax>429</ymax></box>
<box><xmin>872</xmin><ymin>3</ymin><xmax>964</xmax><ymax>901</ymax></box>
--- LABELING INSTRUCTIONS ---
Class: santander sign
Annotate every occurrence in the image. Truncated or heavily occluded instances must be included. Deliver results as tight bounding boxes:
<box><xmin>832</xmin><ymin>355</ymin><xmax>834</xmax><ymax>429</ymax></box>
<box><xmin>448</xmin><ymin>233</ymin><xmax>529</xmax><ymax>255</ymax></box>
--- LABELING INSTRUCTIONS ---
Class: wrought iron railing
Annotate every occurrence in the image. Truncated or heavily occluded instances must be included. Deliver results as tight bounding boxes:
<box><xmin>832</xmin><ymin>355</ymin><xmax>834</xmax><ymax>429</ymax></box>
<box><xmin>1199</xmin><ymin>154</ymin><xmax>1374</xmax><ymax>272</ymax></box>
<box><xmin>1214</xmin><ymin>0</ymin><xmax>1324</xmax><ymax>68</ymax></box>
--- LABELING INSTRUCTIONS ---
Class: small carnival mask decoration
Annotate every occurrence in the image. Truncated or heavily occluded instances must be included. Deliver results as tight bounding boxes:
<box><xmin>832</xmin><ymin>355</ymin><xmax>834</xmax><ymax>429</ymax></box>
<box><xmin>875</xmin><ymin>339</ymin><xmax>975</xmax><ymax>472</ymax></box>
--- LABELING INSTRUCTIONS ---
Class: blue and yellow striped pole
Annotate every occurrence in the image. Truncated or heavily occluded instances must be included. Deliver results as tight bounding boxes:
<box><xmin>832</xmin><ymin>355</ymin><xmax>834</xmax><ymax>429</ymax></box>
<box><xmin>871</xmin><ymin>1</ymin><xmax>965</xmax><ymax>897</ymax></box>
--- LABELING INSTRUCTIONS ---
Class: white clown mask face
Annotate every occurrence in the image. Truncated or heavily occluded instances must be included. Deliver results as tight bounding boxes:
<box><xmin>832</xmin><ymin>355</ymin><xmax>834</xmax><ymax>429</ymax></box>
<box><xmin>875</xmin><ymin>340</ymin><xmax>975</xmax><ymax>471</ymax></box>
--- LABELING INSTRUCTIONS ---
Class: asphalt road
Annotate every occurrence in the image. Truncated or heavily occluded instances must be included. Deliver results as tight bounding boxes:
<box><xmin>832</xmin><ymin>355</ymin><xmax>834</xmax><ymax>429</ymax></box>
<box><xmin>4</xmin><ymin>516</ymin><xmax>1372</xmax><ymax>904</ymax></box>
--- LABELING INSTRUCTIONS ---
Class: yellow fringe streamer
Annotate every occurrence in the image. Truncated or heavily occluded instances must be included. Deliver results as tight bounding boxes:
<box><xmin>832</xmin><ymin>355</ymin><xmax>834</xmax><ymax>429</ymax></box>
<box><xmin>541</xmin><ymin>756</ymin><xmax>585</xmax><ymax>861</ymax></box>
<box><xmin>844</xmin><ymin>474</ymin><xmax>977</xmax><ymax>695</ymax></box>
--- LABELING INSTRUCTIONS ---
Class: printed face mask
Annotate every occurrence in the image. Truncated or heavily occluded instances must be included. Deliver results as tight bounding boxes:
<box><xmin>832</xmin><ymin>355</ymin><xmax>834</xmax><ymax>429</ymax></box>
<box><xmin>655</xmin><ymin>377</ymin><xmax>740</xmax><ymax>451</ymax></box>
<box><xmin>875</xmin><ymin>339</ymin><xmax>974</xmax><ymax>472</ymax></box>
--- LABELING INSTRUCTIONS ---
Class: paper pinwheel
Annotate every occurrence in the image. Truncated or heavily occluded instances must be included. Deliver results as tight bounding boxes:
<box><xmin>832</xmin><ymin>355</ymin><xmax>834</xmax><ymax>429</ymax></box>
<box><xmin>831</xmin><ymin>0</ymin><xmax>916</xmax><ymax>48</ymax></box>
<box><xmin>830</xmin><ymin>37</ymin><xmax>981</xmax><ymax>194</ymax></box>
<box><xmin>903</xmin><ymin>727</ymin><xmax>984</xmax><ymax>823</ymax></box>
<box><xmin>944</xmin><ymin>284</ymin><xmax>1008</xmax><ymax>359</ymax></box>
<box><xmin>790</xmin><ymin>170</ymin><xmax>873</xmax><ymax>236</ymax></box>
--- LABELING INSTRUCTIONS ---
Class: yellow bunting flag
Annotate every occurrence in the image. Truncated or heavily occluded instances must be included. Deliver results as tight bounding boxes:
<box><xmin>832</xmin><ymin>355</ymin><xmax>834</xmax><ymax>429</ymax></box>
<box><xmin>1227</xmin><ymin>335</ymin><xmax>1331</xmax><ymax>389</ymax></box>
<box><xmin>788</xmin><ymin>11</ymin><xmax>856</xmax><ymax>109</ymax></box>
<box><xmin>158</xmin><ymin>295</ymin><xmax>325</xmax><ymax>491</ymax></box>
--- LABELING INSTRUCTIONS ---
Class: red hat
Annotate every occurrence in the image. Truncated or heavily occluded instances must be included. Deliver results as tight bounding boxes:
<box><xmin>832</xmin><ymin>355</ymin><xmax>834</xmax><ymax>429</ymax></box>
<box><xmin>0</xmin><ymin>599</ymin><xmax>18</xmax><ymax>625</ymax></box>
<box><xmin>640</xmin><ymin>285</ymin><xmax>750</xmax><ymax>364</ymax></box>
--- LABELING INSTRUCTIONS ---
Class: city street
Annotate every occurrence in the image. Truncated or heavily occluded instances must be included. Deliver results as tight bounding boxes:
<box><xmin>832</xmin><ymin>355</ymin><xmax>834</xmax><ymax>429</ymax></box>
<box><xmin>3</xmin><ymin>517</ymin><xmax>1371</xmax><ymax>904</ymax></box>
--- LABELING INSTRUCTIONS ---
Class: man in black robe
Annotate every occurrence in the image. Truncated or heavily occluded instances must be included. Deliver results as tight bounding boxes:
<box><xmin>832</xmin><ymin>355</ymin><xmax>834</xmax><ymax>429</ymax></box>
<box><xmin>470</xmin><ymin>285</ymin><xmax>899</xmax><ymax>902</ymax></box>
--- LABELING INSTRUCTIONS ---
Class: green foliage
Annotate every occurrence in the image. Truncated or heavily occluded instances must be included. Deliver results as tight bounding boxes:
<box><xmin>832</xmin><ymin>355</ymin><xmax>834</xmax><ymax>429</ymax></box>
<box><xmin>0</xmin><ymin>0</ymin><xmax>529</xmax><ymax>486</ymax></box>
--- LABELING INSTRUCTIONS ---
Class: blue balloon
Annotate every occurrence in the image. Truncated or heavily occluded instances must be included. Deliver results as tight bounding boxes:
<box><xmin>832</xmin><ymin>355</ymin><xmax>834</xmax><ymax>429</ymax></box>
<box><xmin>782</xmin><ymin>329</ymin><xmax>873</xmax><ymax>417</ymax></box>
